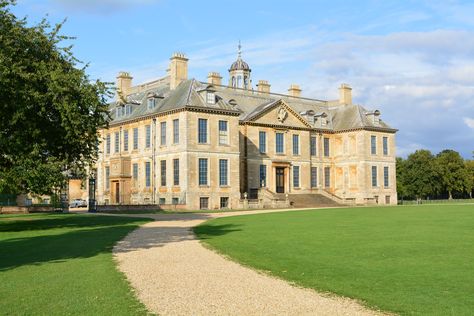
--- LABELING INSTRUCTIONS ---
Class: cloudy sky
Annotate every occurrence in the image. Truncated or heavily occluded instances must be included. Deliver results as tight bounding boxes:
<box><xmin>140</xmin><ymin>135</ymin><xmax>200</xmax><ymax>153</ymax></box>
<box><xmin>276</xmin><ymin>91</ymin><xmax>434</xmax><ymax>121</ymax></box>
<box><xmin>11</xmin><ymin>0</ymin><xmax>474</xmax><ymax>158</ymax></box>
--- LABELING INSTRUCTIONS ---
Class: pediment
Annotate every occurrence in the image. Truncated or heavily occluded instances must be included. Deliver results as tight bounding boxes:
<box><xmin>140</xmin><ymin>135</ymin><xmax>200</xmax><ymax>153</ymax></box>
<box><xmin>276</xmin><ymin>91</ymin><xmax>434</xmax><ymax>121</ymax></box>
<box><xmin>247</xmin><ymin>100</ymin><xmax>311</xmax><ymax>128</ymax></box>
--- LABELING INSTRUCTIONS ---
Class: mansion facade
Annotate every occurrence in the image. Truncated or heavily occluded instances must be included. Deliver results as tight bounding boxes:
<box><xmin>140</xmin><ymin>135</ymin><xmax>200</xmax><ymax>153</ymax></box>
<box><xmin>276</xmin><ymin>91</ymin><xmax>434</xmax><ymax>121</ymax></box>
<box><xmin>96</xmin><ymin>49</ymin><xmax>397</xmax><ymax>210</ymax></box>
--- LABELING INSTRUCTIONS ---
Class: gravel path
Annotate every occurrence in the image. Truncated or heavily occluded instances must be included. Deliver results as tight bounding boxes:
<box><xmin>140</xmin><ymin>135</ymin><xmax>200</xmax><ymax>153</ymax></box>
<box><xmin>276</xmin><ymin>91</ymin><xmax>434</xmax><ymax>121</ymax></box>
<box><xmin>113</xmin><ymin>209</ymin><xmax>384</xmax><ymax>316</ymax></box>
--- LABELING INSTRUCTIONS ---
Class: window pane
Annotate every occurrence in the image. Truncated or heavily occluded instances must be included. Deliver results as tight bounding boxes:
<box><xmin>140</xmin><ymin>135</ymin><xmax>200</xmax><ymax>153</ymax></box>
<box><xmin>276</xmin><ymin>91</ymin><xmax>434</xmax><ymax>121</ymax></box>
<box><xmin>324</xmin><ymin>167</ymin><xmax>330</xmax><ymax>187</ymax></box>
<box><xmin>276</xmin><ymin>133</ymin><xmax>284</xmax><ymax>153</ymax></box>
<box><xmin>145</xmin><ymin>162</ymin><xmax>151</xmax><ymax>187</ymax></box>
<box><xmin>372</xmin><ymin>166</ymin><xmax>377</xmax><ymax>187</ymax></box>
<box><xmin>160</xmin><ymin>160</ymin><xmax>166</xmax><ymax>186</ymax></box>
<box><xmin>105</xmin><ymin>166</ymin><xmax>110</xmax><ymax>189</ymax></box>
<box><xmin>133</xmin><ymin>128</ymin><xmax>138</xmax><ymax>150</ymax></box>
<box><xmin>219</xmin><ymin>159</ymin><xmax>228</xmax><ymax>186</ymax></box>
<box><xmin>311</xmin><ymin>167</ymin><xmax>317</xmax><ymax>187</ymax></box>
<box><xmin>324</xmin><ymin>138</ymin><xmax>330</xmax><ymax>157</ymax></box>
<box><xmin>160</xmin><ymin>122</ymin><xmax>166</xmax><ymax>146</ymax></box>
<box><xmin>173</xmin><ymin>159</ymin><xmax>179</xmax><ymax>186</ymax></box>
<box><xmin>259</xmin><ymin>165</ymin><xmax>266</xmax><ymax>187</ymax></box>
<box><xmin>199</xmin><ymin>158</ymin><xmax>208</xmax><ymax>185</ymax></box>
<box><xmin>310</xmin><ymin>136</ymin><xmax>317</xmax><ymax>156</ymax></box>
<box><xmin>371</xmin><ymin>135</ymin><xmax>377</xmax><ymax>155</ymax></box>
<box><xmin>293</xmin><ymin>166</ymin><xmax>300</xmax><ymax>188</ymax></box>
<box><xmin>383</xmin><ymin>137</ymin><xmax>388</xmax><ymax>155</ymax></box>
<box><xmin>384</xmin><ymin>166</ymin><xmax>389</xmax><ymax>187</ymax></box>
<box><xmin>106</xmin><ymin>134</ymin><xmax>111</xmax><ymax>154</ymax></box>
<box><xmin>114</xmin><ymin>132</ymin><xmax>120</xmax><ymax>153</ymax></box>
<box><xmin>292</xmin><ymin>134</ymin><xmax>299</xmax><ymax>155</ymax></box>
<box><xmin>173</xmin><ymin>119</ymin><xmax>179</xmax><ymax>144</ymax></box>
<box><xmin>123</xmin><ymin>130</ymin><xmax>129</xmax><ymax>151</ymax></box>
<box><xmin>198</xmin><ymin>119</ymin><xmax>207</xmax><ymax>143</ymax></box>
<box><xmin>220</xmin><ymin>197</ymin><xmax>229</xmax><ymax>209</ymax></box>
<box><xmin>218</xmin><ymin>120</ymin><xmax>228</xmax><ymax>145</ymax></box>
<box><xmin>200</xmin><ymin>197</ymin><xmax>209</xmax><ymax>209</ymax></box>
<box><xmin>132</xmin><ymin>163</ymin><xmax>138</xmax><ymax>180</ymax></box>
<box><xmin>145</xmin><ymin>125</ymin><xmax>151</xmax><ymax>148</ymax></box>
<box><xmin>259</xmin><ymin>131</ymin><xmax>266</xmax><ymax>153</ymax></box>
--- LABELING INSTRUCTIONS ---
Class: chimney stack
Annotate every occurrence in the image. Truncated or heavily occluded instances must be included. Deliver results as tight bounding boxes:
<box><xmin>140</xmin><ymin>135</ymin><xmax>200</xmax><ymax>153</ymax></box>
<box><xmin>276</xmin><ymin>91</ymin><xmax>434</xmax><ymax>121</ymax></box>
<box><xmin>288</xmin><ymin>84</ymin><xmax>302</xmax><ymax>97</ymax></box>
<box><xmin>207</xmin><ymin>72</ymin><xmax>222</xmax><ymax>85</ymax></box>
<box><xmin>116</xmin><ymin>72</ymin><xmax>133</xmax><ymax>98</ymax></box>
<box><xmin>169</xmin><ymin>52</ymin><xmax>188</xmax><ymax>90</ymax></box>
<box><xmin>339</xmin><ymin>83</ymin><xmax>352</xmax><ymax>105</ymax></box>
<box><xmin>256</xmin><ymin>80</ymin><xmax>271</xmax><ymax>94</ymax></box>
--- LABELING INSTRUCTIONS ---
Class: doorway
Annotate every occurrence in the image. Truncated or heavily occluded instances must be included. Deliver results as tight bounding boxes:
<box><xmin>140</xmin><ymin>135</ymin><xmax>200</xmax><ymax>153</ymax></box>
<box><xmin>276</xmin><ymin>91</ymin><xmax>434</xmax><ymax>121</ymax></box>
<box><xmin>276</xmin><ymin>167</ymin><xmax>285</xmax><ymax>193</ymax></box>
<box><xmin>115</xmin><ymin>182</ymin><xmax>120</xmax><ymax>204</ymax></box>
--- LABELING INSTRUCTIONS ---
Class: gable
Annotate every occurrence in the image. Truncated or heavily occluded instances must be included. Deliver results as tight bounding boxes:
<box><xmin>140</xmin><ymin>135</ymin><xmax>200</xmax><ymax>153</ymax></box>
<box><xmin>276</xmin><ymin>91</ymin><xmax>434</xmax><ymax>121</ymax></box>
<box><xmin>247</xmin><ymin>100</ymin><xmax>311</xmax><ymax>128</ymax></box>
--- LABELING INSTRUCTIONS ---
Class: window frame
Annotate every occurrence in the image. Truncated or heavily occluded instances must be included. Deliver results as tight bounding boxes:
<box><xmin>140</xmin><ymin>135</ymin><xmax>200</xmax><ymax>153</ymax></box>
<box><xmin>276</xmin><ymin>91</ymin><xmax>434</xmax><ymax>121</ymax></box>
<box><xmin>145</xmin><ymin>125</ymin><xmax>151</xmax><ymax>148</ymax></box>
<box><xmin>259</xmin><ymin>131</ymin><xmax>267</xmax><ymax>153</ymax></box>
<box><xmin>310</xmin><ymin>136</ymin><xmax>317</xmax><ymax>156</ymax></box>
<box><xmin>311</xmin><ymin>167</ymin><xmax>318</xmax><ymax>188</ymax></box>
<box><xmin>292</xmin><ymin>134</ymin><xmax>300</xmax><ymax>155</ymax></box>
<box><xmin>275</xmin><ymin>132</ymin><xmax>284</xmax><ymax>154</ymax></box>
<box><xmin>133</xmin><ymin>128</ymin><xmax>138</xmax><ymax>150</ymax></box>
<box><xmin>384</xmin><ymin>166</ymin><xmax>389</xmax><ymax>187</ymax></box>
<box><xmin>145</xmin><ymin>162</ymin><xmax>151</xmax><ymax>188</ymax></box>
<box><xmin>293</xmin><ymin>165</ymin><xmax>300</xmax><ymax>188</ymax></box>
<box><xmin>259</xmin><ymin>164</ymin><xmax>267</xmax><ymax>187</ymax></box>
<box><xmin>383</xmin><ymin>136</ymin><xmax>388</xmax><ymax>156</ymax></box>
<box><xmin>114</xmin><ymin>132</ymin><xmax>120</xmax><ymax>153</ymax></box>
<box><xmin>198</xmin><ymin>158</ymin><xmax>208</xmax><ymax>186</ymax></box>
<box><xmin>160</xmin><ymin>121</ymin><xmax>167</xmax><ymax>146</ymax></box>
<box><xmin>173</xmin><ymin>119</ymin><xmax>179</xmax><ymax>144</ymax></box>
<box><xmin>198</xmin><ymin>118</ymin><xmax>208</xmax><ymax>144</ymax></box>
<box><xmin>218</xmin><ymin>120</ymin><xmax>229</xmax><ymax>145</ymax></box>
<box><xmin>173</xmin><ymin>158</ymin><xmax>179</xmax><ymax>186</ymax></box>
<box><xmin>219</xmin><ymin>159</ymin><xmax>228</xmax><ymax>186</ymax></box>
<box><xmin>371</xmin><ymin>135</ymin><xmax>377</xmax><ymax>155</ymax></box>
<box><xmin>372</xmin><ymin>165</ymin><xmax>378</xmax><ymax>187</ymax></box>
<box><xmin>323</xmin><ymin>137</ymin><xmax>330</xmax><ymax>157</ymax></box>
<box><xmin>123</xmin><ymin>129</ymin><xmax>129</xmax><ymax>152</ymax></box>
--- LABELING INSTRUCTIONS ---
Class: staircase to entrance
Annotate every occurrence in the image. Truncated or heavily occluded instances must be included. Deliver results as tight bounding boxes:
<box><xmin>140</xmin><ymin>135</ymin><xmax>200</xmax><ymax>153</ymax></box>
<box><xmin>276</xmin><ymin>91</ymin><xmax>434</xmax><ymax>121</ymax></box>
<box><xmin>287</xmin><ymin>193</ymin><xmax>342</xmax><ymax>208</ymax></box>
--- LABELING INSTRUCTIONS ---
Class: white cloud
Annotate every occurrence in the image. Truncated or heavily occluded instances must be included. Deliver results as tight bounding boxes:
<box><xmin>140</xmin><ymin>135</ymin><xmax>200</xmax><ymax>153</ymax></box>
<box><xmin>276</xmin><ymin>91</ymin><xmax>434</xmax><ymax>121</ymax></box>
<box><xmin>464</xmin><ymin>117</ymin><xmax>474</xmax><ymax>129</ymax></box>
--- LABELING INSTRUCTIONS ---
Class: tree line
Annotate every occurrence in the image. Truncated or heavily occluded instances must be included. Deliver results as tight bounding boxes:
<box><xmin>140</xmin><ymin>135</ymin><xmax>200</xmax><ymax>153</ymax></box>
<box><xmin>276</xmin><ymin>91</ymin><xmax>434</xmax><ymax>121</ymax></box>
<box><xmin>397</xmin><ymin>149</ymin><xmax>474</xmax><ymax>201</ymax></box>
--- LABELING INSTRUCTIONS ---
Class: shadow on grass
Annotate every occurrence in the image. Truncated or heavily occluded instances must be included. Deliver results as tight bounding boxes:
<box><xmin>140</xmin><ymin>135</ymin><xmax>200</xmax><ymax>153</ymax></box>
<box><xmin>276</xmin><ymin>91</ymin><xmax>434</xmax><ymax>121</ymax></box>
<box><xmin>193</xmin><ymin>223</ymin><xmax>242</xmax><ymax>240</ymax></box>
<box><xmin>0</xmin><ymin>215</ymin><xmax>148</xmax><ymax>271</ymax></box>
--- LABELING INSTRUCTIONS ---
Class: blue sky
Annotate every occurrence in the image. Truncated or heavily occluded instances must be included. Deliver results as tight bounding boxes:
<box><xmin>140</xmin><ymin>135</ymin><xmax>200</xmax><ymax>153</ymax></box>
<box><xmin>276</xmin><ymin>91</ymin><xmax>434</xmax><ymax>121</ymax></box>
<box><xmin>11</xmin><ymin>0</ymin><xmax>474</xmax><ymax>158</ymax></box>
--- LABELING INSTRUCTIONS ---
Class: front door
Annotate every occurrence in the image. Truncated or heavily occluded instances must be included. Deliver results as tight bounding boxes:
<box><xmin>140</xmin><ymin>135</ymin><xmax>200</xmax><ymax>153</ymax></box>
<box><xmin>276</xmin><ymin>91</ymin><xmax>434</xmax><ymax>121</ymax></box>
<box><xmin>276</xmin><ymin>167</ymin><xmax>285</xmax><ymax>193</ymax></box>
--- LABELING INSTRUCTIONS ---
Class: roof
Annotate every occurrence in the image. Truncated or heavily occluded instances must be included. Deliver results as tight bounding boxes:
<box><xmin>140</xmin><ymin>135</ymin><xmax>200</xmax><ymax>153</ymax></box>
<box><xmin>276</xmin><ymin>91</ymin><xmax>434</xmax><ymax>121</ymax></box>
<box><xmin>108</xmin><ymin>79</ymin><xmax>396</xmax><ymax>133</ymax></box>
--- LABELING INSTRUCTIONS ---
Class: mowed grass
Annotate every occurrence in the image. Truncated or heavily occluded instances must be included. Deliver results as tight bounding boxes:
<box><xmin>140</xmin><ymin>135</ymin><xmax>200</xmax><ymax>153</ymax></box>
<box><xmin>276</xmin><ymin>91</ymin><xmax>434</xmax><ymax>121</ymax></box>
<box><xmin>0</xmin><ymin>213</ymin><xmax>151</xmax><ymax>315</ymax></box>
<box><xmin>194</xmin><ymin>205</ymin><xmax>474</xmax><ymax>315</ymax></box>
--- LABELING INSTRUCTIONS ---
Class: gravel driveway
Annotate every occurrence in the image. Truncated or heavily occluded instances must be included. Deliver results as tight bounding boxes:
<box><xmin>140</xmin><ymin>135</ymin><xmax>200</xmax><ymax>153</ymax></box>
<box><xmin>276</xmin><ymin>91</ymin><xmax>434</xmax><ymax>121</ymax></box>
<box><xmin>113</xmin><ymin>209</ymin><xmax>384</xmax><ymax>315</ymax></box>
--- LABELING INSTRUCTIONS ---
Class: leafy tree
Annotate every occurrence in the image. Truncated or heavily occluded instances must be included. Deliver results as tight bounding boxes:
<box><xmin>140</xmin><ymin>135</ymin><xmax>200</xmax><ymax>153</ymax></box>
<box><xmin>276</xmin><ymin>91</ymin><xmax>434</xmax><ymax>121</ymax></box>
<box><xmin>0</xmin><ymin>1</ymin><xmax>111</xmax><ymax>195</ymax></box>
<box><xmin>464</xmin><ymin>160</ymin><xmax>474</xmax><ymax>199</ymax></box>
<box><xmin>404</xmin><ymin>150</ymin><xmax>440</xmax><ymax>199</ymax></box>
<box><xmin>435</xmin><ymin>150</ymin><xmax>468</xmax><ymax>199</ymax></box>
<box><xmin>395</xmin><ymin>157</ymin><xmax>410</xmax><ymax>199</ymax></box>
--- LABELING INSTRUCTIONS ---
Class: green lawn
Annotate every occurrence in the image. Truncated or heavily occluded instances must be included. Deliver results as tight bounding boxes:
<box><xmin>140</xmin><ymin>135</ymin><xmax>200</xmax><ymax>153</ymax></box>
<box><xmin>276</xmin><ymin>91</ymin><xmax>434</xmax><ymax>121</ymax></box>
<box><xmin>0</xmin><ymin>213</ymin><xmax>151</xmax><ymax>315</ymax></box>
<box><xmin>194</xmin><ymin>205</ymin><xmax>474</xmax><ymax>315</ymax></box>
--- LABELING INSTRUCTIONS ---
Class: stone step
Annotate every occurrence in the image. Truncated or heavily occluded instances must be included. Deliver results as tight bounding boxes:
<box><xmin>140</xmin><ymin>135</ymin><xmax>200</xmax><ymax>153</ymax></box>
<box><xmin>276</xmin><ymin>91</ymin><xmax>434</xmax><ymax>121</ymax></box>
<box><xmin>287</xmin><ymin>193</ymin><xmax>341</xmax><ymax>208</ymax></box>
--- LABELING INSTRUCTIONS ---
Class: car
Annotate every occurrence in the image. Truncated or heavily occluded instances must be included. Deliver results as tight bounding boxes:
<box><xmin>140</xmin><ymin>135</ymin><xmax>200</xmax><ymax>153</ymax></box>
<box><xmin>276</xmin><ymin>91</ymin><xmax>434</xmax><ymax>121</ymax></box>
<box><xmin>69</xmin><ymin>198</ymin><xmax>87</xmax><ymax>208</ymax></box>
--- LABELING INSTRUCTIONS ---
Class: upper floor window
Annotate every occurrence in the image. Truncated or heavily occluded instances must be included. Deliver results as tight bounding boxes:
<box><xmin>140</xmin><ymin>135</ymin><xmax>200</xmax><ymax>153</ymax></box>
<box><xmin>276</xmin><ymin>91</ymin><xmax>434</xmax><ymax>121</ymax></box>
<box><xmin>123</xmin><ymin>130</ymin><xmax>129</xmax><ymax>152</ymax></box>
<box><xmin>133</xmin><ymin>128</ymin><xmax>138</xmax><ymax>150</ymax></box>
<box><xmin>173</xmin><ymin>119</ymin><xmax>179</xmax><ymax>144</ymax></box>
<box><xmin>106</xmin><ymin>134</ymin><xmax>111</xmax><ymax>154</ymax></box>
<box><xmin>125</xmin><ymin>104</ymin><xmax>132</xmax><ymax>115</ymax></box>
<box><xmin>310</xmin><ymin>136</ymin><xmax>317</xmax><ymax>156</ymax></box>
<box><xmin>160</xmin><ymin>122</ymin><xmax>167</xmax><ymax>146</ymax></box>
<box><xmin>323</xmin><ymin>137</ymin><xmax>330</xmax><ymax>157</ymax></box>
<box><xmin>259</xmin><ymin>131</ymin><xmax>266</xmax><ymax>153</ymax></box>
<box><xmin>145</xmin><ymin>125</ymin><xmax>151</xmax><ymax>148</ymax></box>
<box><xmin>383</xmin><ymin>136</ymin><xmax>388</xmax><ymax>156</ymax></box>
<box><xmin>198</xmin><ymin>118</ymin><xmax>208</xmax><ymax>143</ymax></box>
<box><xmin>276</xmin><ymin>132</ymin><xmax>284</xmax><ymax>154</ymax></box>
<box><xmin>206</xmin><ymin>92</ymin><xmax>215</xmax><ymax>104</ymax></box>
<box><xmin>371</xmin><ymin>135</ymin><xmax>377</xmax><ymax>155</ymax></box>
<box><xmin>114</xmin><ymin>132</ymin><xmax>120</xmax><ymax>153</ymax></box>
<box><xmin>147</xmin><ymin>98</ymin><xmax>155</xmax><ymax>110</ymax></box>
<box><xmin>292</xmin><ymin>134</ymin><xmax>300</xmax><ymax>155</ymax></box>
<box><xmin>218</xmin><ymin>120</ymin><xmax>228</xmax><ymax>145</ymax></box>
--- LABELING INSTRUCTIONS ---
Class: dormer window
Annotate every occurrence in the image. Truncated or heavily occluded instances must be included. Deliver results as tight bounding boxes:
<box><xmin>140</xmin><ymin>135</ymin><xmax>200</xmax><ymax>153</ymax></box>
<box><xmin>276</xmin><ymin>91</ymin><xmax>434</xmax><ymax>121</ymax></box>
<box><xmin>314</xmin><ymin>112</ymin><xmax>328</xmax><ymax>128</ymax></box>
<box><xmin>147</xmin><ymin>97</ymin><xmax>156</xmax><ymax>110</ymax></box>
<box><xmin>125</xmin><ymin>104</ymin><xmax>132</xmax><ymax>115</ymax></box>
<box><xmin>206</xmin><ymin>91</ymin><xmax>215</xmax><ymax>104</ymax></box>
<box><xmin>366</xmin><ymin>110</ymin><xmax>381</xmax><ymax>125</ymax></box>
<box><xmin>115</xmin><ymin>106</ymin><xmax>124</xmax><ymax>118</ymax></box>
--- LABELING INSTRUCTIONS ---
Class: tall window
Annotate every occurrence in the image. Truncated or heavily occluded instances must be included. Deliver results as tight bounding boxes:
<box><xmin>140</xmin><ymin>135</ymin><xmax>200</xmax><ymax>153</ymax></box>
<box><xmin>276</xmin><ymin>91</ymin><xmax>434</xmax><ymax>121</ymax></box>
<box><xmin>310</xmin><ymin>136</ymin><xmax>317</xmax><ymax>156</ymax></box>
<box><xmin>311</xmin><ymin>167</ymin><xmax>317</xmax><ymax>188</ymax></box>
<box><xmin>259</xmin><ymin>131</ymin><xmax>266</xmax><ymax>153</ymax></box>
<box><xmin>133</xmin><ymin>128</ymin><xmax>138</xmax><ymax>150</ymax></box>
<box><xmin>259</xmin><ymin>165</ymin><xmax>266</xmax><ymax>187</ymax></box>
<box><xmin>293</xmin><ymin>166</ymin><xmax>300</xmax><ymax>188</ymax></box>
<box><xmin>384</xmin><ymin>166</ymin><xmax>389</xmax><ymax>187</ymax></box>
<box><xmin>371</xmin><ymin>135</ymin><xmax>377</xmax><ymax>155</ymax></box>
<box><xmin>106</xmin><ymin>134</ymin><xmax>111</xmax><ymax>154</ymax></box>
<box><xmin>147</xmin><ymin>98</ymin><xmax>155</xmax><ymax>110</ymax></box>
<box><xmin>198</xmin><ymin>119</ymin><xmax>207</xmax><ymax>143</ymax></box>
<box><xmin>145</xmin><ymin>125</ymin><xmax>151</xmax><ymax>148</ymax></box>
<box><xmin>324</xmin><ymin>166</ymin><xmax>330</xmax><ymax>188</ymax></box>
<box><xmin>173</xmin><ymin>159</ymin><xmax>179</xmax><ymax>186</ymax></box>
<box><xmin>383</xmin><ymin>137</ymin><xmax>388</xmax><ymax>156</ymax></box>
<box><xmin>173</xmin><ymin>119</ymin><xmax>179</xmax><ymax>144</ymax></box>
<box><xmin>145</xmin><ymin>162</ymin><xmax>151</xmax><ymax>188</ymax></box>
<box><xmin>292</xmin><ymin>134</ymin><xmax>300</xmax><ymax>155</ymax></box>
<box><xmin>372</xmin><ymin>166</ymin><xmax>378</xmax><ymax>187</ymax></box>
<box><xmin>219</xmin><ymin>159</ymin><xmax>228</xmax><ymax>186</ymax></box>
<box><xmin>105</xmin><ymin>166</ymin><xmax>110</xmax><ymax>190</ymax></box>
<box><xmin>276</xmin><ymin>132</ymin><xmax>284</xmax><ymax>154</ymax></box>
<box><xmin>114</xmin><ymin>132</ymin><xmax>120</xmax><ymax>153</ymax></box>
<box><xmin>132</xmin><ymin>163</ymin><xmax>138</xmax><ymax>181</ymax></box>
<box><xmin>160</xmin><ymin>160</ymin><xmax>166</xmax><ymax>186</ymax></box>
<box><xmin>123</xmin><ymin>130</ymin><xmax>129</xmax><ymax>152</ymax></box>
<box><xmin>160</xmin><ymin>122</ymin><xmax>166</xmax><ymax>146</ymax></box>
<box><xmin>198</xmin><ymin>158</ymin><xmax>208</xmax><ymax>185</ymax></box>
<box><xmin>323</xmin><ymin>137</ymin><xmax>330</xmax><ymax>157</ymax></box>
<box><xmin>218</xmin><ymin>120</ymin><xmax>228</xmax><ymax>145</ymax></box>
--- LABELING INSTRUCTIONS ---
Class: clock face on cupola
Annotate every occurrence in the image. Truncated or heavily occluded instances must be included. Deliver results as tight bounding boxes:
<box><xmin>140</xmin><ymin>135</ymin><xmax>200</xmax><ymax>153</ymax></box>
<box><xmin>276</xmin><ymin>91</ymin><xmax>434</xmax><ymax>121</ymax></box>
<box><xmin>229</xmin><ymin>41</ymin><xmax>251</xmax><ymax>90</ymax></box>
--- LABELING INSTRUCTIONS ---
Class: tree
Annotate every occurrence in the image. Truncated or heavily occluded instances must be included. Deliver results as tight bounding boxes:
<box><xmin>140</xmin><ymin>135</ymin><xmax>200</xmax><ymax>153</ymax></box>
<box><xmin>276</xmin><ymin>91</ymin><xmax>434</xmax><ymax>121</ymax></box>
<box><xmin>464</xmin><ymin>160</ymin><xmax>474</xmax><ymax>199</ymax></box>
<box><xmin>435</xmin><ymin>150</ymin><xmax>468</xmax><ymax>199</ymax></box>
<box><xmin>0</xmin><ymin>1</ymin><xmax>111</xmax><ymax>195</ymax></box>
<box><xmin>396</xmin><ymin>157</ymin><xmax>410</xmax><ymax>200</ymax></box>
<box><xmin>404</xmin><ymin>150</ymin><xmax>440</xmax><ymax>200</ymax></box>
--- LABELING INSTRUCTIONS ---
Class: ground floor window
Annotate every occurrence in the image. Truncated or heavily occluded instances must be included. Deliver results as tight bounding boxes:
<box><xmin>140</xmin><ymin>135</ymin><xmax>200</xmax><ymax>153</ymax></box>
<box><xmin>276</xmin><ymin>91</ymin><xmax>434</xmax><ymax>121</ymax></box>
<box><xmin>311</xmin><ymin>167</ymin><xmax>317</xmax><ymax>188</ymax></box>
<box><xmin>293</xmin><ymin>166</ymin><xmax>300</xmax><ymax>188</ymax></box>
<box><xmin>259</xmin><ymin>164</ymin><xmax>266</xmax><ymax>187</ymax></box>
<box><xmin>159</xmin><ymin>198</ymin><xmax>166</xmax><ymax>205</ymax></box>
<box><xmin>200</xmin><ymin>197</ymin><xmax>209</xmax><ymax>209</ymax></box>
<box><xmin>385</xmin><ymin>195</ymin><xmax>391</xmax><ymax>204</ymax></box>
<box><xmin>324</xmin><ymin>166</ymin><xmax>330</xmax><ymax>188</ymax></box>
<box><xmin>220</xmin><ymin>197</ymin><xmax>229</xmax><ymax>209</ymax></box>
<box><xmin>172</xmin><ymin>197</ymin><xmax>179</xmax><ymax>205</ymax></box>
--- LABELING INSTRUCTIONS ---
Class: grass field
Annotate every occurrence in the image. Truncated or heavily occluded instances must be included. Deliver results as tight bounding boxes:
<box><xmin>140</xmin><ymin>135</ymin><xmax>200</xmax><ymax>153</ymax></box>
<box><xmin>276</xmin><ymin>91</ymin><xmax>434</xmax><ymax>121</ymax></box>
<box><xmin>194</xmin><ymin>204</ymin><xmax>474</xmax><ymax>315</ymax></box>
<box><xmin>0</xmin><ymin>213</ymin><xmax>151</xmax><ymax>315</ymax></box>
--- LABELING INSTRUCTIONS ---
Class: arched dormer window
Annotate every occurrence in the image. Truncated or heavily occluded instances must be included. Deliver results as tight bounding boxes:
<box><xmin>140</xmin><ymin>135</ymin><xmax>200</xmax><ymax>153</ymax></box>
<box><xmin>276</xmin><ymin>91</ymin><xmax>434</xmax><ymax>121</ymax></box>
<box><xmin>147</xmin><ymin>97</ymin><xmax>155</xmax><ymax>110</ymax></box>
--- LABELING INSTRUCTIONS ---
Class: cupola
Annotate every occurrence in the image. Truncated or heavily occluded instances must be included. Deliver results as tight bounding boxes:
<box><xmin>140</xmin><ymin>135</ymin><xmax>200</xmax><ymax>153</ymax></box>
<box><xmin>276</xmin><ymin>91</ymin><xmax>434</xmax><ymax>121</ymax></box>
<box><xmin>229</xmin><ymin>41</ymin><xmax>251</xmax><ymax>90</ymax></box>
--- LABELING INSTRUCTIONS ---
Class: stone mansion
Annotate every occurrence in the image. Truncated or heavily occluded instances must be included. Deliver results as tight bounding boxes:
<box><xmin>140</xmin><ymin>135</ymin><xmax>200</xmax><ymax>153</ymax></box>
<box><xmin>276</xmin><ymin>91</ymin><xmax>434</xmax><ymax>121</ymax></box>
<box><xmin>96</xmin><ymin>48</ymin><xmax>397</xmax><ymax>210</ymax></box>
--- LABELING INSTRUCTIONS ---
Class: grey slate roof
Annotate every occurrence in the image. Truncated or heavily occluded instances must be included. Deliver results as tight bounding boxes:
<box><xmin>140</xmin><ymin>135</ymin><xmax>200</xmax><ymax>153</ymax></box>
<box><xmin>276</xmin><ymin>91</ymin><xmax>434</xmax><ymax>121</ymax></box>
<box><xmin>109</xmin><ymin>78</ymin><xmax>396</xmax><ymax>132</ymax></box>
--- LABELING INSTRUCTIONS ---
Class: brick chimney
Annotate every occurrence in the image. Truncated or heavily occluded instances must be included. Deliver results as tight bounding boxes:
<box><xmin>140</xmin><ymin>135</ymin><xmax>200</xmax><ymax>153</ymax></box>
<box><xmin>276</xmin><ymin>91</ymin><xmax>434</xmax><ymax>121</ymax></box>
<box><xmin>256</xmin><ymin>80</ymin><xmax>270</xmax><ymax>94</ymax></box>
<box><xmin>116</xmin><ymin>72</ymin><xmax>133</xmax><ymax>98</ymax></box>
<box><xmin>288</xmin><ymin>84</ymin><xmax>301</xmax><ymax>97</ymax></box>
<box><xmin>207</xmin><ymin>72</ymin><xmax>222</xmax><ymax>85</ymax></box>
<box><xmin>339</xmin><ymin>83</ymin><xmax>352</xmax><ymax>105</ymax></box>
<box><xmin>169</xmin><ymin>52</ymin><xmax>188</xmax><ymax>90</ymax></box>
